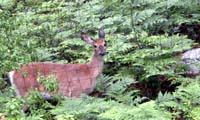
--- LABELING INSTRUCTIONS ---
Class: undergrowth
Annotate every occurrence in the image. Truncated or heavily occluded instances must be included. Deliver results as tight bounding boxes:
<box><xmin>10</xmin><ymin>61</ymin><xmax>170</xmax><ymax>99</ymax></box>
<box><xmin>0</xmin><ymin>0</ymin><xmax>200</xmax><ymax>119</ymax></box>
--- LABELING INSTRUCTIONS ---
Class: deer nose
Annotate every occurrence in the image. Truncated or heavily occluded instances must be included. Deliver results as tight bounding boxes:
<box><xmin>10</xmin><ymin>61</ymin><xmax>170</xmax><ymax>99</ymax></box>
<box><xmin>99</xmin><ymin>52</ymin><xmax>106</xmax><ymax>56</ymax></box>
<box><xmin>99</xmin><ymin>46</ymin><xmax>106</xmax><ymax>56</ymax></box>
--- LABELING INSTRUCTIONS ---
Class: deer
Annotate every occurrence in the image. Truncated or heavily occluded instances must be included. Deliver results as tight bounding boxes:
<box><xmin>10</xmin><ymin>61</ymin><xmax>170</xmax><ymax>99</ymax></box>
<box><xmin>8</xmin><ymin>29</ymin><xmax>106</xmax><ymax>99</ymax></box>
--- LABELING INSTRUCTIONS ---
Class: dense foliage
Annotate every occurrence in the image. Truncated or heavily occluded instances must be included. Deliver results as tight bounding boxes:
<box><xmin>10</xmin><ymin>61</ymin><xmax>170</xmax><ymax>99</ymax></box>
<box><xmin>0</xmin><ymin>0</ymin><xmax>200</xmax><ymax>120</ymax></box>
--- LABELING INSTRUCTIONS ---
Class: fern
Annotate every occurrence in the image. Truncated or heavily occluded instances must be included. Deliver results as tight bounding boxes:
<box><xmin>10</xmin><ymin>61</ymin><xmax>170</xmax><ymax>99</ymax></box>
<box><xmin>52</xmin><ymin>96</ymin><xmax>172</xmax><ymax>120</ymax></box>
<box><xmin>157</xmin><ymin>77</ymin><xmax>200</xmax><ymax>119</ymax></box>
<box><xmin>0</xmin><ymin>0</ymin><xmax>200</xmax><ymax>119</ymax></box>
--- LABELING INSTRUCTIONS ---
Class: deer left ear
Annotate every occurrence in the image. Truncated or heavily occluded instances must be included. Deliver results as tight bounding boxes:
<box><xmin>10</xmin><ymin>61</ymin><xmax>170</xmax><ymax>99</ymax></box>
<box><xmin>99</xmin><ymin>28</ymin><xmax>105</xmax><ymax>39</ymax></box>
<box><xmin>81</xmin><ymin>33</ymin><xmax>94</xmax><ymax>45</ymax></box>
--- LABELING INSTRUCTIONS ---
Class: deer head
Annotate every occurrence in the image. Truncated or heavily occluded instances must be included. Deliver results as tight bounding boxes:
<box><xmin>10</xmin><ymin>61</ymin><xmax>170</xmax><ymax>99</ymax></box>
<box><xmin>81</xmin><ymin>29</ymin><xmax>106</xmax><ymax>56</ymax></box>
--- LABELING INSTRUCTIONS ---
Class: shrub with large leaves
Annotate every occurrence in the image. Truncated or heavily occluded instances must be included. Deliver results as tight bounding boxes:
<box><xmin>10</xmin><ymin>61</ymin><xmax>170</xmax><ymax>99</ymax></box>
<box><xmin>0</xmin><ymin>0</ymin><xmax>200</xmax><ymax>119</ymax></box>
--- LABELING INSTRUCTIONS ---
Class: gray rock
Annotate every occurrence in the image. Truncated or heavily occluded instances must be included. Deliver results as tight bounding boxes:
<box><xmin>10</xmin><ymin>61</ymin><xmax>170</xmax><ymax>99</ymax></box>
<box><xmin>181</xmin><ymin>48</ymin><xmax>200</xmax><ymax>75</ymax></box>
<box><xmin>182</xmin><ymin>48</ymin><xmax>200</xmax><ymax>60</ymax></box>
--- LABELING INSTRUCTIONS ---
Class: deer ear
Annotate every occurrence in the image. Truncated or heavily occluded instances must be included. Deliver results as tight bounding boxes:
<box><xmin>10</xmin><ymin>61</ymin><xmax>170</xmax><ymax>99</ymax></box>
<box><xmin>99</xmin><ymin>28</ymin><xmax>105</xmax><ymax>39</ymax></box>
<box><xmin>81</xmin><ymin>33</ymin><xmax>94</xmax><ymax>45</ymax></box>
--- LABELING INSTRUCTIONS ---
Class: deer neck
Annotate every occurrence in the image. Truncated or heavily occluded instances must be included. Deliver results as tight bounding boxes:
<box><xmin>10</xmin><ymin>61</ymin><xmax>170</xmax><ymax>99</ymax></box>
<box><xmin>90</xmin><ymin>52</ymin><xmax>104</xmax><ymax>77</ymax></box>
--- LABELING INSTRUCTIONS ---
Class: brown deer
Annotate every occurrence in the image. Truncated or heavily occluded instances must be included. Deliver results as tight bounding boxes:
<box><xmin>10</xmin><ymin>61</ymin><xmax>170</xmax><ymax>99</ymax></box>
<box><xmin>8</xmin><ymin>29</ymin><xmax>106</xmax><ymax>98</ymax></box>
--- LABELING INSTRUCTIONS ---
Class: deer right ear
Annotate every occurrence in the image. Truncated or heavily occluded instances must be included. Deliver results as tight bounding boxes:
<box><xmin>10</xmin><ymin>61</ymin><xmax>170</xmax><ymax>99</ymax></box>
<box><xmin>81</xmin><ymin>33</ymin><xmax>94</xmax><ymax>45</ymax></box>
<box><xmin>99</xmin><ymin>28</ymin><xmax>105</xmax><ymax>39</ymax></box>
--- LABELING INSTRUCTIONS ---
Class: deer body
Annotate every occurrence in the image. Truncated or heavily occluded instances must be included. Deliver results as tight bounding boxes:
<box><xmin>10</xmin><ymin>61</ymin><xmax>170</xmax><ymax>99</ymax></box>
<box><xmin>8</xmin><ymin>29</ymin><xmax>106</xmax><ymax>98</ymax></box>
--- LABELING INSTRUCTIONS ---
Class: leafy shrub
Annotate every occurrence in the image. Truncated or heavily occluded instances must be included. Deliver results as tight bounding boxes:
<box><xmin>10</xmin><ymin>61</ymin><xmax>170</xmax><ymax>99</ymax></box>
<box><xmin>37</xmin><ymin>74</ymin><xmax>59</xmax><ymax>92</ymax></box>
<box><xmin>0</xmin><ymin>0</ymin><xmax>200</xmax><ymax>119</ymax></box>
<box><xmin>157</xmin><ymin>77</ymin><xmax>200</xmax><ymax>119</ymax></box>
<box><xmin>52</xmin><ymin>96</ymin><xmax>172</xmax><ymax>120</ymax></box>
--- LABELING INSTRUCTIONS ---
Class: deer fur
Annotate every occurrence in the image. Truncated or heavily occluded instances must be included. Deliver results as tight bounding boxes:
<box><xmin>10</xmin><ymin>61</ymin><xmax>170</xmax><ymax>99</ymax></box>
<box><xmin>8</xmin><ymin>29</ymin><xmax>106</xmax><ymax>98</ymax></box>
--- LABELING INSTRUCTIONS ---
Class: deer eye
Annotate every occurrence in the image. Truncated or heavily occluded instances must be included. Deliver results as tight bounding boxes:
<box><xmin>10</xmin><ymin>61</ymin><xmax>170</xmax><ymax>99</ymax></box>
<box><xmin>103</xmin><ymin>41</ymin><xmax>107</xmax><ymax>47</ymax></box>
<box><xmin>94</xmin><ymin>45</ymin><xmax>98</xmax><ymax>48</ymax></box>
